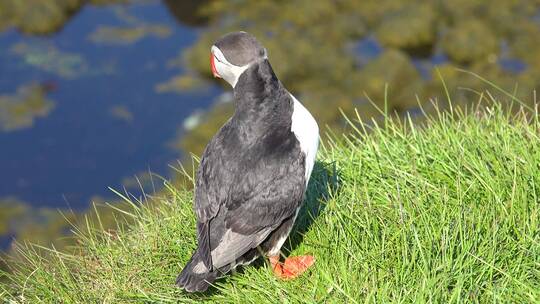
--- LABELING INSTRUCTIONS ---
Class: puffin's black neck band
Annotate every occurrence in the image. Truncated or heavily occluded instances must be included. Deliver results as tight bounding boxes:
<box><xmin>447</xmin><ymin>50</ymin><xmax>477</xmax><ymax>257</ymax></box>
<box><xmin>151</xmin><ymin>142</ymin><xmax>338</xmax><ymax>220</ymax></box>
<box><xmin>233</xmin><ymin>59</ymin><xmax>283</xmax><ymax>109</ymax></box>
<box><xmin>234</xmin><ymin>60</ymin><xmax>278</xmax><ymax>95</ymax></box>
<box><xmin>232</xmin><ymin>59</ymin><xmax>292</xmax><ymax>134</ymax></box>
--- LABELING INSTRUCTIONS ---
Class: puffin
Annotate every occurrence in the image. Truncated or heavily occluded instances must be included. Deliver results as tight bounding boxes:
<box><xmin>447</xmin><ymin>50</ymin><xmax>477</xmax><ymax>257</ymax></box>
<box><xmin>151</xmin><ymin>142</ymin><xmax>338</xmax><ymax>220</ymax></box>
<box><xmin>176</xmin><ymin>31</ymin><xmax>319</xmax><ymax>293</ymax></box>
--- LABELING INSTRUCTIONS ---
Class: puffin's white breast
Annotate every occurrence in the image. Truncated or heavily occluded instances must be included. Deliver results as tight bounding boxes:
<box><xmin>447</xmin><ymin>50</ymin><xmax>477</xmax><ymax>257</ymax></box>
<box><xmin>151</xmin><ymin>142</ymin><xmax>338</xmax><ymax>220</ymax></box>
<box><xmin>290</xmin><ymin>94</ymin><xmax>319</xmax><ymax>184</ymax></box>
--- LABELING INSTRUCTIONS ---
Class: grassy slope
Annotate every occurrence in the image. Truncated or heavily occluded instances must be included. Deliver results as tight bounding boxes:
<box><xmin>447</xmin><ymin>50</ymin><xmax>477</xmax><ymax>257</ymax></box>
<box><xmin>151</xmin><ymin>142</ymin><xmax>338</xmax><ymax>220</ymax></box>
<box><xmin>2</xmin><ymin>104</ymin><xmax>540</xmax><ymax>303</ymax></box>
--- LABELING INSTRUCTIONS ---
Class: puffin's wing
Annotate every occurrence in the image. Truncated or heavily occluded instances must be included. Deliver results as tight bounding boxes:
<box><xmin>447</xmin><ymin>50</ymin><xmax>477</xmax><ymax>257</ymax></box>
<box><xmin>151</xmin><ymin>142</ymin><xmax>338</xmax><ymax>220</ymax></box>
<box><xmin>225</xmin><ymin>150</ymin><xmax>306</xmax><ymax>234</ymax></box>
<box><xmin>193</xmin><ymin>121</ymin><xmax>235</xmax><ymax>223</ymax></box>
<box><xmin>191</xmin><ymin>122</ymin><xmax>237</xmax><ymax>268</ymax></box>
<box><xmin>208</xmin><ymin>142</ymin><xmax>306</xmax><ymax>269</ymax></box>
<box><xmin>193</xmin><ymin>122</ymin><xmax>307</xmax><ymax>270</ymax></box>
<box><xmin>207</xmin><ymin>217</ymin><xmax>275</xmax><ymax>269</ymax></box>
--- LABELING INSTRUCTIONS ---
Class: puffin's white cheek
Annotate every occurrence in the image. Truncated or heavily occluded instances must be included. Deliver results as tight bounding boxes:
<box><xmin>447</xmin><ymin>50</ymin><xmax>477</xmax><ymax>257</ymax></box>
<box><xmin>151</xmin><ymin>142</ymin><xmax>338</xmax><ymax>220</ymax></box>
<box><xmin>215</xmin><ymin>61</ymin><xmax>236</xmax><ymax>85</ymax></box>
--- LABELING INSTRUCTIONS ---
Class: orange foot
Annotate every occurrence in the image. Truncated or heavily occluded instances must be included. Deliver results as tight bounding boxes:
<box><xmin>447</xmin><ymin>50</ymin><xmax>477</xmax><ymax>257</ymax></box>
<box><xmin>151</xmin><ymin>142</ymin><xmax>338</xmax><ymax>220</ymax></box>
<box><xmin>269</xmin><ymin>255</ymin><xmax>315</xmax><ymax>280</ymax></box>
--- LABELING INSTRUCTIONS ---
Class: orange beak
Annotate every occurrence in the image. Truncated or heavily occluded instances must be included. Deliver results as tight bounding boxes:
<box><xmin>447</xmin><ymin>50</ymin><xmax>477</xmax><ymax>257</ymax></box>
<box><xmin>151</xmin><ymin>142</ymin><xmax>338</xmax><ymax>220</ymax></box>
<box><xmin>210</xmin><ymin>54</ymin><xmax>220</xmax><ymax>78</ymax></box>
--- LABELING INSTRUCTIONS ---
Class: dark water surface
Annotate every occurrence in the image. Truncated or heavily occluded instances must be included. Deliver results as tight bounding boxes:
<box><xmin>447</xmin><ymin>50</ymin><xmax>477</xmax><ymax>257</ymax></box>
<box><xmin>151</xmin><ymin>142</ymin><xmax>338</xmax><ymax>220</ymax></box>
<box><xmin>0</xmin><ymin>2</ymin><xmax>219</xmax><ymax>209</ymax></box>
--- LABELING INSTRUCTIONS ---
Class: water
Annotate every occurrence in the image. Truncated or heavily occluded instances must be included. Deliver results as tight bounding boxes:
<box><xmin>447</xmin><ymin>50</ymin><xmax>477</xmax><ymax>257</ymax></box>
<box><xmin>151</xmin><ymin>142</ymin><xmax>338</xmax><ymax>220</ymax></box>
<box><xmin>0</xmin><ymin>2</ymin><xmax>220</xmax><ymax>209</ymax></box>
<box><xmin>0</xmin><ymin>234</ymin><xmax>11</xmax><ymax>249</ymax></box>
<box><xmin>353</xmin><ymin>36</ymin><xmax>383</xmax><ymax>67</ymax></box>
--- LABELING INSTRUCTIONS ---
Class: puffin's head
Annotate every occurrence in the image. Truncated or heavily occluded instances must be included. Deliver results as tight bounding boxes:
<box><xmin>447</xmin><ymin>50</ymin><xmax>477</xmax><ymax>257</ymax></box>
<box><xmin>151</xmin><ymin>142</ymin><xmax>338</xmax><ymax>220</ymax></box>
<box><xmin>210</xmin><ymin>31</ymin><xmax>267</xmax><ymax>87</ymax></box>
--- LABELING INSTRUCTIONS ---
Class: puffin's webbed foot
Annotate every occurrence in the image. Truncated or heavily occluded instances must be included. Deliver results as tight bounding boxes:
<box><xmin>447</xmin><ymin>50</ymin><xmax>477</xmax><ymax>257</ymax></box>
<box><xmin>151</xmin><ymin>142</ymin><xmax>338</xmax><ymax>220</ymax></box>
<box><xmin>269</xmin><ymin>254</ymin><xmax>315</xmax><ymax>280</ymax></box>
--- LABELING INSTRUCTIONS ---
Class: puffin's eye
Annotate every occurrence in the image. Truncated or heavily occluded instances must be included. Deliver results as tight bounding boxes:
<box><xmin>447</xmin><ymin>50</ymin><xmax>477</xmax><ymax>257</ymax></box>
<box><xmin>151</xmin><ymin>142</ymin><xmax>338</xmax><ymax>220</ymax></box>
<box><xmin>214</xmin><ymin>55</ymin><xmax>224</xmax><ymax>64</ymax></box>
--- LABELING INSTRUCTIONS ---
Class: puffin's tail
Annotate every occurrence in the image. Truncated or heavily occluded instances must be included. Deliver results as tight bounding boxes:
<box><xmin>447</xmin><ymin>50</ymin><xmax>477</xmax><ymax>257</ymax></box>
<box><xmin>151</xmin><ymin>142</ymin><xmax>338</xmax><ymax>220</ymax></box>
<box><xmin>176</xmin><ymin>250</ymin><xmax>218</xmax><ymax>293</ymax></box>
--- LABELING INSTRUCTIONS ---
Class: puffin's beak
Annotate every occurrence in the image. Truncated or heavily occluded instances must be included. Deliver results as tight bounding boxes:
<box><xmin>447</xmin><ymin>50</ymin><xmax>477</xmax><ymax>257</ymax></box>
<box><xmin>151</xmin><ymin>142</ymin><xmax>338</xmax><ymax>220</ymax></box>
<box><xmin>210</xmin><ymin>54</ymin><xmax>221</xmax><ymax>78</ymax></box>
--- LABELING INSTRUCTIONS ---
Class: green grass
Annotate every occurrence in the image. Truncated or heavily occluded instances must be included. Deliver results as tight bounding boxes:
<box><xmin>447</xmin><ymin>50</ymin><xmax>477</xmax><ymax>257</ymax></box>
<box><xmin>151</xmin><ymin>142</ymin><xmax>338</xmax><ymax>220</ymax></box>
<box><xmin>2</xmin><ymin>100</ymin><xmax>540</xmax><ymax>303</ymax></box>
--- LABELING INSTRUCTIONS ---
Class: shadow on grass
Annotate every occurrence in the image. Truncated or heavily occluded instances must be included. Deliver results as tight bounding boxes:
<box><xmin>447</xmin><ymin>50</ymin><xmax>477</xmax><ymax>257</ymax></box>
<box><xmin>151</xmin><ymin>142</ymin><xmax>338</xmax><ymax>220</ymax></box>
<box><xmin>283</xmin><ymin>160</ymin><xmax>340</xmax><ymax>255</ymax></box>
